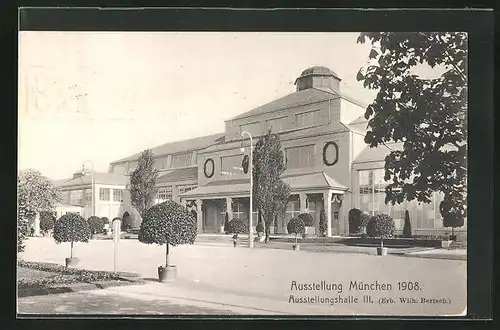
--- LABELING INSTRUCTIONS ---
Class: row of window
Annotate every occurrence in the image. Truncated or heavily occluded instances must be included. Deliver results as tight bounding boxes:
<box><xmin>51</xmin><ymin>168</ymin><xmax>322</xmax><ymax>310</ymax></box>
<box><xmin>220</xmin><ymin>144</ymin><xmax>319</xmax><ymax>176</ymax></box>
<box><xmin>239</xmin><ymin>109</ymin><xmax>325</xmax><ymax>136</ymax></box>
<box><xmin>113</xmin><ymin>152</ymin><xmax>195</xmax><ymax>174</ymax></box>
<box><xmin>358</xmin><ymin>169</ymin><xmax>444</xmax><ymax>229</ymax></box>
<box><xmin>62</xmin><ymin>188</ymin><xmax>123</xmax><ymax>204</ymax></box>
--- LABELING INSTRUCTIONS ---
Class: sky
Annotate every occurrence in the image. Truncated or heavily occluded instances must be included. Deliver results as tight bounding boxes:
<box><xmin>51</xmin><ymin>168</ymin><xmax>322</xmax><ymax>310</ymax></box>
<box><xmin>18</xmin><ymin>32</ymin><xmax>382</xmax><ymax>180</ymax></box>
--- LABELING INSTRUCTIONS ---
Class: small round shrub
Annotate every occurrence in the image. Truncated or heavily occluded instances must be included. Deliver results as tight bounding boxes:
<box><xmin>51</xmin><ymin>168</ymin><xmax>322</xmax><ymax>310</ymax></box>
<box><xmin>227</xmin><ymin>218</ymin><xmax>248</xmax><ymax>236</ymax></box>
<box><xmin>101</xmin><ymin>217</ymin><xmax>109</xmax><ymax>225</ymax></box>
<box><xmin>287</xmin><ymin>217</ymin><xmax>305</xmax><ymax>236</ymax></box>
<box><xmin>138</xmin><ymin>200</ymin><xmax>197</xmax><ymax>246</ymax></box>
<box><xmin>298</xmin><ymin>213</ymin><xmax>314</xmax><ymax>227</ymax></box>
<box><xmin>348</xmin><ymin>208</ymin><xmax>362</xmax><ymax>235</ymax></box>
<box><xmin>366</xmin><ymin>214</ymin><xmax>395</xmax><ymax>238</ymax></box>
<box><xmin>53</xmin><ymin>213</ymin><xmax>91</xmax><ymax>244</ymax></box>
<box><xmin>87</xmin><ymin>216</ymin><xmax>105</xmax><ymax>235</ymax></box>
<box><xmin>39</xmin><ymin>211</ymin><xmax>56</xmax><ymax>233</ymax></box>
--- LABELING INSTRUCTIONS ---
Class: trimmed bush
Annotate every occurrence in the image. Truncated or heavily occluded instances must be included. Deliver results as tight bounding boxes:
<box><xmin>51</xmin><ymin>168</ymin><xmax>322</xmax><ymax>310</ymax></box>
<box><xmin>39</xmin><ymin>211</ymin><xmax>56</xmax><ymax>234</ymax></box>
<box><xmin>403</xmin><ymin>210</ymin><xmax>412</xmax><ymax>238</ymax></box>
<box><xmin>287</xmin><ymin>217</ymin><xmax>305</xmax><ymax>246</ymax></box>
<box><xmin>122</xmin><ymin>212</ymin><xmax>132</xmax><ymax>231</ymax></box>
<box><xmin>348</xmin><ymin>208</ymin><xmax>362</xmax><ymax>235</ymax></box>
<box><xmin>138</xmin><ymin>200</ymin><xmax>197</xmax><ymax>267</ymax></box>
<box><xmin>298</xmin><ymin>213</ymin><xmax>314</xmax><ymax>227</ymax></box>
<box><xmin>101</xmin><ymin>217</ymin><xmax>110</xmax><ymax>225</ymax></box>
<box><xmin>53</xmin><ymin>213</ymin><xmax>91</xmax><ymax>259</ymax></box>
<box><xmin>318</xmin><ymin>209</ymin><xmax>327</xmax><ymax>236</ymax></box>
<box><xmin>366</xmin><ymin>214</ymin><xmax>396</xmax><ymax>238</ymax></box>
<box><xmin>227</xmin><ymin>218</ymin><xmax>248</xmax><ymax>238</ymax></box>
<box><xmin>87</xmin><ymin>216</ymin><xmax>105</xmax><ymax>236</ymax></box>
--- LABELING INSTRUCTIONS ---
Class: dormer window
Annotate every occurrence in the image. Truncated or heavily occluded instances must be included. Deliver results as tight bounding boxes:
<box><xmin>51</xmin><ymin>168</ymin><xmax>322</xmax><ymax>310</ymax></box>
<box><xmin>171</xmin><ymin>152</ymin><xmax>192</xmax><ymax>168</ymax></box>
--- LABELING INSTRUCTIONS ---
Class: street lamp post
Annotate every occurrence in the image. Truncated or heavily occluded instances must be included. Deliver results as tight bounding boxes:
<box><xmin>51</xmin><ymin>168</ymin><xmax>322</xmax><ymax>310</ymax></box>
<box><xmin>240</xmin><ymin>131</ymin><xmax>254</xmax><ymax>248</ymax></box>
<box><xmin>82</xmin><ymin>160</ymin><xmax>94</xmax><ymax>217</ymax></box>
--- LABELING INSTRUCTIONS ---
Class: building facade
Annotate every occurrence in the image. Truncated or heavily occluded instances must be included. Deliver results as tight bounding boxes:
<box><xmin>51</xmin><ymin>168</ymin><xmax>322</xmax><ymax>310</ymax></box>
<box><xmin>111</xmin><ymin>66</ymin><xmax>466</xmax><ymax>239</ymax></box>
<box><xmin>53</xmin><ymin>169</ymin><xmax>128</xmax><ymax>221</ymax></box>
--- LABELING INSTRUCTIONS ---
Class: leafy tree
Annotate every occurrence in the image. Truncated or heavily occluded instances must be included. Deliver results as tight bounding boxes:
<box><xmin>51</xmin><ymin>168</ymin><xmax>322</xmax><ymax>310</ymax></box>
<box><xmin>129</xmin><ymin>149</ymin><xmax>159</xmax><ymax>217</ymax></box>
<box><xmin>356</xmin><ymin>32</ymin><xmax>467</xmax><ymax>231</ymax></box>
<box><xmin>318</xmin><ymin>209</ymin><xmax>327</xmax><ymax>237</ymax></box>
<box><xmin>39</xmin><ymin>211</ymin><xmax>56</xmax><ymax>234</ymax></box>
<box><xmin>87</xmin><ymin>216</ymin><xmax>105</xmax><ymax>236</ymax></box>
<box><xmin>17</xmin><ymin>169</ymin><xmax>61</xmax><ymax>252</ymax></box>
<box><xmin>138</xmin><ymin>200</ymin><xmax>197</xmax><ymax>267</ymax></box>
<box><xmin>403</xmin><ymin>210</ymin><xmax>412</xmax><ymax>238</ymax></box>
<box><xmin>287</xmin><ymin>217</ymin><xmax>305</xmax><ymax>247</ymax></box>
<box><xmin>253</xmin><ymin>129</ymin><xmax>291</xmax><ymax>243</ymax></box>
<box><xmin>53</xmin><ymin>213</ymin><xmax>91</xmax><ymax>259</ymax></box>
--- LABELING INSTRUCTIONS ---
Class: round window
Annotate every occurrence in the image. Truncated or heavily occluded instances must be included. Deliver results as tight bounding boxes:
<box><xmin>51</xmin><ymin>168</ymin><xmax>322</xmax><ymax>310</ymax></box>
<box><xmin>323</xmin><ymin>141</ymin><xmax>339</xmax><ymax>166</ymax></box>
<box><xmin>204</xmin><ymin>158</ymin><xmax>215</xmax><ymax>178</ymax></box>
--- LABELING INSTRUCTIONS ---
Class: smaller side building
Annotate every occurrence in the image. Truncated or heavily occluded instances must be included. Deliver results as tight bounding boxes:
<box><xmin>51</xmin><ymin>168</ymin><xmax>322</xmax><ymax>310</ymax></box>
<box><xmin>53</xmin><ymin>169</ymin><xmax>128</xmax><ymax>221</ymax></box>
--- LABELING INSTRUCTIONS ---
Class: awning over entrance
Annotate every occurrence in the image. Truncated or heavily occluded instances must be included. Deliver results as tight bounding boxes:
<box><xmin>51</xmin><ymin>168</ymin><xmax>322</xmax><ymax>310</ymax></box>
<box><xmin>180</xmin><ymin>171</ymin><xmax>347</xmax><ymax>200</ymax></box>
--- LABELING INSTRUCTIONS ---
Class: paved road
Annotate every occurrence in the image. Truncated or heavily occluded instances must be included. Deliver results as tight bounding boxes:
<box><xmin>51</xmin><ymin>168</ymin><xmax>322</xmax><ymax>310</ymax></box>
<box><xmin>18</xmin><ymin>237</ymin><xmax>467</xmax><ymax>316</ymax></box>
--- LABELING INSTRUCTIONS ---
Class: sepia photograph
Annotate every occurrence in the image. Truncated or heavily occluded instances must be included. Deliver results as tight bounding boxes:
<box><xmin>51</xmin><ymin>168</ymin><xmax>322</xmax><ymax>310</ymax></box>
<box><xmin>17</xmin><ymin>27</ymin><xmax>469</xmax><ymax>316</ymax></box>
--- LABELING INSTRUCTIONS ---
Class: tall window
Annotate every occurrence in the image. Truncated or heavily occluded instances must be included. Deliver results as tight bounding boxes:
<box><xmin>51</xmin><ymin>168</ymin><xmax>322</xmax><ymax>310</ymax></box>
<box><xmin>99</xmin><ymin>188</ymin><xmax>110</xmax><ymax>201</ymax></box>
<box><xmin>156</xmin><ymin>186</ymin><xmax>173</xmax><ymax>203</ymax></box>
<box><xmin>84</xmin><ymin>189</ymin><xmax>92</xmax><ymax>203</ymax></box>
<box><xmin>62</xmin><ymin>191</ymin><xmax>70</xmax><ymax>204</ymax></box>
<box><xmin>240</xmin><ymin>122</ymin><xmax>261</xmax><ymax>137</ymax></box>
<box><xmin>285</xmin><ymin>200</ymin><xmax>301</xmax><ymax>221</ymax></box>
<box><xmin>128</xmin><ymin>161</ymin><xmax>138</xmax><ymax>173</ymax></box>
<box><xmin>113</xmin><ymin>189</ymin><xmax>123</xmax><ymax>202</ymax></box>
<box><xmin>265</xmin><ymin>117</ymin><xmax>288</xmax><ymax>132</ymax></box>
<box><xmin>306</xmin><ymin>201</ymin><xmax>316</xmax><ymax>219</ymax></box>
<box><xmin>70</xmin><ymin>190</ymin><xmax>83</xmax><ymax>204</ymax></box>
<box><xmin>232</xmin><ymin>203</ymin><xmax>245</xmax><ymax>220</ymax></box>
<box><xmin>112</xmin><ymin>163</ymin><xmax>126</xmax><ymax>174</ymax></box>
<box><xmin>178</xmin><ymin>185</ymin><xmax>197</xmax><ymax>195</ymax></box>
<box><xmin>171</xmin><ymin>152</ymin><xmax>192</xmax><ymax>168</ymax></box>
<box><xmin>296</xmin><ymin>110</ymin><xmax>322</xmax><ymax>128</ymax></box>
<box><xmin>221</xmin><ymin>155</ymin><xmax>244</xmax><ymax>176</ymax></box>
<box><xmin>155</xmin><ymin>156</ymin><xmax>169</xmax><ymax>169</ymax></box>
<box><xmin>285</xmin><ymin>145</ymin><xmax>315</xmax><ymax>169</ymax></box>
<box><xmin>357</xmin><ymin>169</ymin><xmax>440</xmax><ymax>230</ymax></box>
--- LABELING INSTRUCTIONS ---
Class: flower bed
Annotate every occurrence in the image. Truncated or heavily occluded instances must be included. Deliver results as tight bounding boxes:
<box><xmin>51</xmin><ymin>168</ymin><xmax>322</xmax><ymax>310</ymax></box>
<box><xmin>17</xmin><ymin>260</ymin><xmax>141</xmax><ymax>297</ymax></box>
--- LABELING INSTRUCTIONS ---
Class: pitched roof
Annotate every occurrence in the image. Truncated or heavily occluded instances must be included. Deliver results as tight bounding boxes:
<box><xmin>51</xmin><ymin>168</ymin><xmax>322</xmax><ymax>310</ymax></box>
<box><xmin>55</xmin><ymin>172</ymin><xmax>128</xmax><ymax>189</ymax></box>
<box><xmin>180</xmin><ymin>171</ymin><xmax>347</xmax><ymax>198</ymax></box>
<box><xmin>157</xmin><ymin>167</ymin><xmax>198</xmax><ymax>184</ymax></box>
<box><xmin>230</xmin><ymin>87</ymin><xmax>368</xmax><ymax>121</ymax></box>
<box><xmin>353</xmin><ymin>143</ymin><xmax>404</xmax><ymax>164</ymax></box>
<box><xmin>230</xmin><ymin>88</ymin><xmax>334</xmax><ymax>121</ymax></box>
<box><xmin>111</xmin><ymin>133</ymin><xmax>225</xmax><ymax>164</ymax></box>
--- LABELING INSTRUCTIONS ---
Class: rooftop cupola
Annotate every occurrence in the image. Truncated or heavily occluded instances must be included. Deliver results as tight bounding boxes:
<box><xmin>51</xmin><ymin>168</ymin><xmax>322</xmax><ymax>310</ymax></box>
<box><xmin>294</xmin><ymin>66</ymin><xmax>341</xmax><ymax>92</ymax></box>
